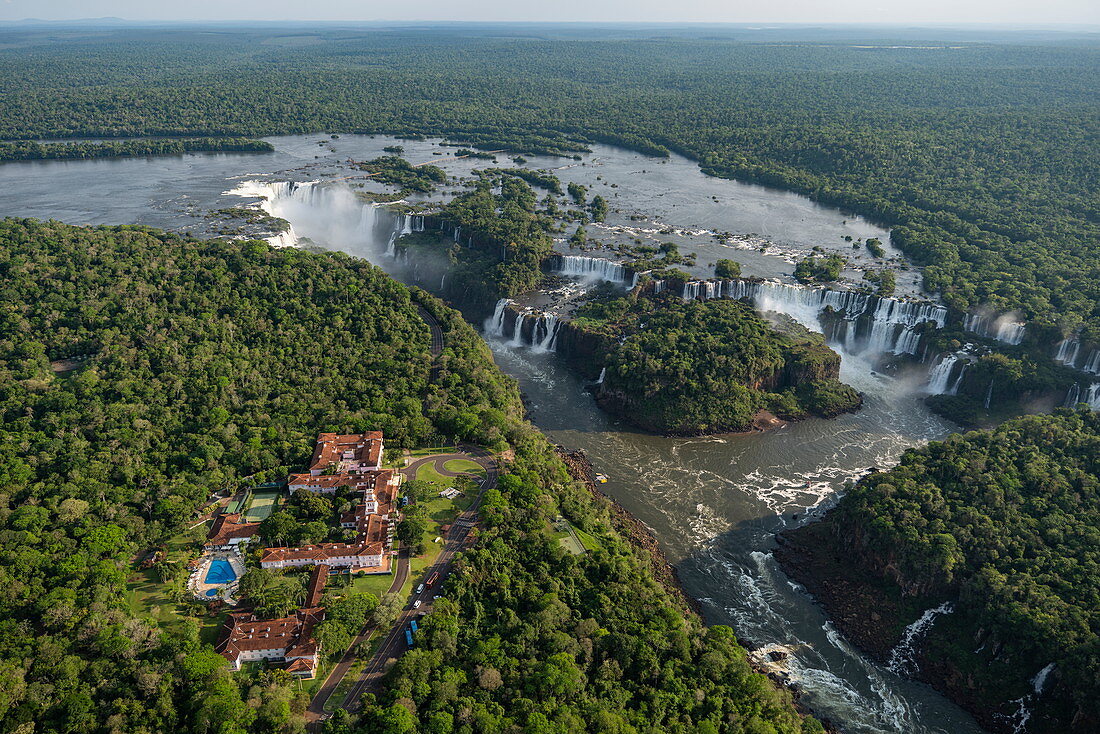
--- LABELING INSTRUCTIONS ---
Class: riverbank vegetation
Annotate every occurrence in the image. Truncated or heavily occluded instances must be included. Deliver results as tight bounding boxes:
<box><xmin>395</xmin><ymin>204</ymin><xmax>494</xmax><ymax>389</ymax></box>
<box><xmin>779</xmin><ymin>410</ymin><xmax>1100</xmax><ymax>732</ymax></box>
<box><xmin>0</xmin><ymin>137</ymin><xmax>273</xmax><ymax>161</ymax></box>
<box><xmin>574</xmin><ymin>294</ymin><xmax>861</xmax><ymax>434</ymax></box>
<box><xmin>349</xmin><ymin>432</ymin><xmax>823</xmax><ymax>734</ymax></box>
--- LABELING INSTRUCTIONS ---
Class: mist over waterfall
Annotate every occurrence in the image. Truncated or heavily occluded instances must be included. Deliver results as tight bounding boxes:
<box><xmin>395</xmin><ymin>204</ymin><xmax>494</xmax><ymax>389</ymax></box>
<box><xmin>229</xmin><ymin>180</ymin><xmax>402</xmax><ymax>258</ymax></box>
<box><xmin>963</xmin><ymin>311</ymin><xmax>1026</xmax><ymax>345</ymax></box>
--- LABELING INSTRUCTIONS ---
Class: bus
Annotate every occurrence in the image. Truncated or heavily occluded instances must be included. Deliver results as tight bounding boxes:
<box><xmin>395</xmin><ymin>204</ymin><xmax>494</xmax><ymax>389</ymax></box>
<box><xmin>404</xmin><ymin>630</ymin><xmax>414</xmax><ymax>647</ymax></box>
<box><xmin>426</xmin><ymin>571</ymin><xmax>440</xmax><ymax>588</ymax></box>
<box><xmin>409</xmin><ymin>620</ymin><xmax>419</xmax><ymax>634</ymax></box>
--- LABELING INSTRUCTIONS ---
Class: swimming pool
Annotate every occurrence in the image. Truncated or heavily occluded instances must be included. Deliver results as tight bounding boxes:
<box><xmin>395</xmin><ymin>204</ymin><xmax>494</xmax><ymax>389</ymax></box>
<box><xmin>204</xmin><ymin>558</ymin><xmax>237</xmax><ymax>585</ymax></box>
<box><xmin>205</xmin><ymin>589</ymin><xmax>219</xmax><ymax>597</ymax></box>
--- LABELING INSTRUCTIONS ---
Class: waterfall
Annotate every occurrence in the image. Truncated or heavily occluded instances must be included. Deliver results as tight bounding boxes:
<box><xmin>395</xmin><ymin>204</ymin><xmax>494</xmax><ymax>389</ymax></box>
<box><xmin>949</xmin><ymin>365</ymin><xmax>967</xmax><ymax>396</ymax></box>
<box><xmin>228</xmin><ymin>179</ymin><xmax>393</xmax><ymax>256</ymax></box>
<box><xmin>1032</xmin><ymin>663</ymin><xmax>1055</xmax><ymax>694</ymax></box>
<box><xmin>1000</xmin><ymin>663</ymin><xmax>1056</xmax><ymax>734</ymax></box>
<box><xmin>595</xmin><ymin>367</ymin><xmax>606</xmax><ymax>385</ymax></box>
<box><xmin>484</xmin><ymin>299</ymin><xmax>511</xmax><ymax>339</ymax></box>
<box><xmin>386</xmin><ymin>214</ymin><xmax>414</xmax><ymax>257</ymax></box>
<box><xmin>1087</xmin><ymin>383</ymin><xmax>1100</xmax><ymax>410</ymax></box>
<box><xmin>963</xmin><ymin>312</ymin><xmax>1026</xmax><ymax>345</ymax></box>
<box><xmin>531</xmin><ymin>313</ymin><xmax>561</xmax><ymax>352</ymax></box>
<box><xmin>1084</xmin><ymin>350</ymin><xmax>1100</xmax><ymax>376</ymax></box>
<box><xmin>483</xmin><ymin>299</ymin><xmax>562</xmax><ymax>352</ymax></box>
<box><xmin>886</xmin><ymin>602</ymin><xmax>955</xmax><ymax>676</ymax></box>
<box><xmin>551</xmin><ymin>255</ymin><xmax>634</xmax><ymax>285</ymax></box>
<box><xmin>1064</xmin><ymin>383</ymin><xmax>1081</xmax><ymax>408</ymax></box>
<box><xmin>984</xmin><ymin>379</ymin><xmax>994</xmax><ymax>409</ymax></box>
<box><xmin>1054</xmin><ymin>338</ymin><xmax>1080</xmax><ymax>366</ymax></box>
<box><xmin>682</xmin><ymin>278</ymin><xmax>946</xmax><ymax>357</ymax></box>
<box><xmin>927</xmin><ymin>355</ymin><xmax>960</xmax><ymax>395</ymax></box>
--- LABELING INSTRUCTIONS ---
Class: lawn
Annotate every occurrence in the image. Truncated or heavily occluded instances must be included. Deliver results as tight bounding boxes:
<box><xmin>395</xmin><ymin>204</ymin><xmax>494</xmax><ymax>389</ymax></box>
<box><xmin>442</xmin><ymin>458</ymin><xmax>485</xmax><ymax>477</ymax></box>
<box><xmin>242</xmin><ymin>490</ymin><xmax>280</xmax><ymax>521</ymax></box>
<box><xmin>414</xmin><ymin>462</ymin><xmax>451</xmax><ymax>487</ymax></box>
<box><xmin>125</xmin><ymin>522</ymin><xmax>227</xmax><ymax>642</ymax></box>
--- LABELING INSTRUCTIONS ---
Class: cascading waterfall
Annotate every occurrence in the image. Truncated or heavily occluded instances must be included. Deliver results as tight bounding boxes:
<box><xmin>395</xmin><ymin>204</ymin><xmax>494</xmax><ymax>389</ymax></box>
<box><xmin>229</xmin><ymin>179</ymin><xmax>394</xmax><ymax>255</ymax></box>
<box><xmin>1084</xmin><ymin>350</ymin><xmax>1100</xmax><ymax>376</ymax></box>
<box><xmin>483</xmin><ymin>298</ymin><xmax>561</xmax><ymax>351</ymax></box>
<box><xmin>484</xmin><ymin>298</ymin><xmax>512</xmax><ymax>339</ymax></box>
<box><xmin>1054</xmin><ymin>338</ymin><xmax>1081</xmax><ymax>366</ymax></box>
<box><xmin>886</xmin><ymin>602</ymin><xmax>955</xmax><ymax>676</ymax></box>
<box><xmin>678</xmin><ymin>278</ymin><xmax>946</xmax><ymax>357</ymax></box>
<box><xmin>551</xmin><ymin>255</ymin><xmax>634</xmax><ymax>285</ymax></box>
<box><xmin>984</xmin><ymin>379</ymin><xmax>995</xmax><ymax>409</ymax></box>
<box><xmin>595</xmin><ymin>367</ymin><xmax>606</xmax><ymax>385</ymax></box>
<box><xmin>1064</xmin><ymin>383</ymin><xmax>1081</xmax><ymax>408</ymax></box>
<box><xmin>1087</xmin><ymin>383</ymin><xmax>1100</xmax><ymax>410</ymax></box>
<box><xmin>531</xmin><ymin>313</ymin><xmax>561</xmax><ymax>352</ymax></box>
<box><xmin>927</xmin><ymin>355</ymin><xmax>961</xmax><ymax>395</ymax></box>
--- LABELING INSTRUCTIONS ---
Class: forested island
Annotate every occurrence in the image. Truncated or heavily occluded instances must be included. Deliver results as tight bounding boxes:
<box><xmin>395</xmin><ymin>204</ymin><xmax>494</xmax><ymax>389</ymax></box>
<box><xmin>776</xmin><ymin>410</ymin><xmax>1100</xmax><ymax>733</ymax></box>
<box><xmin>565</xmin><ymin>295</ymin><xmax>861</xmax><ymax>435</ymax></box>
<box><xmin>0</xmin><ymin>218</ymin><xmax>822</xmax><ymax>733</ymax></box>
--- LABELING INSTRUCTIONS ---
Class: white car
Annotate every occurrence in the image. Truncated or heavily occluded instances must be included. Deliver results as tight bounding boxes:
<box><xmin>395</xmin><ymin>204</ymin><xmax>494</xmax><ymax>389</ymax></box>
<box><xmin>416</xmin><ymin>584</ymin><xmax>424</xmax><ymax>594</ymax></box>
<box><xmin>413</xmin><ymin>599</ymin><xmax>422</xmax><ymax>609</ymax></box>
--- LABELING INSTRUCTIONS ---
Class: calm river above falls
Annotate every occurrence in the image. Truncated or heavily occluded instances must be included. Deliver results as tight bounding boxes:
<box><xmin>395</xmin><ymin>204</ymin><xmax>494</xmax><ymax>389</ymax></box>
<box><xmin>0</xmin><ymin>134</ymin><xmax>983</xmax><ymax>733</ymax></box>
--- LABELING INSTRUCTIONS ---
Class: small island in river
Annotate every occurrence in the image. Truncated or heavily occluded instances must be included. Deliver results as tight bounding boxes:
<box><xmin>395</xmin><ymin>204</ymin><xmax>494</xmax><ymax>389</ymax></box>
<box><xmin>559</xmin><ymin>291</ymin><xmax>862</xmax><ymax>436</ymax></box>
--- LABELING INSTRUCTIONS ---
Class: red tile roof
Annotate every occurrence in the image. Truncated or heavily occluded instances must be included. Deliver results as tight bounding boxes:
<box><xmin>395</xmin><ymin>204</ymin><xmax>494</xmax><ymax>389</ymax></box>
<box><xmin>216</xmin><ymin>607</ymin><xmax>324</xmax><ymax>660</ymax></box>
<box><xmin>305</xmin><ymin>564</ymin><xmax>329</xmax><ymax>608</ymax></box>
<box><xmin>309</xmin><ymin>432</ymin><xmax>383</xmax><ymax>473</ymax></box>
<box><xmin>207</xmin><ymin>513</ymin><xmax>260</xmax><ymax>546</ymax></box>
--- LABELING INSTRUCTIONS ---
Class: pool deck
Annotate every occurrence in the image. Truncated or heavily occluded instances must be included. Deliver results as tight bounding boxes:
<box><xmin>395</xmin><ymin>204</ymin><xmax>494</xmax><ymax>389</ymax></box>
<box><xmin>189</xmin><ymin>550</ymin><xmax>246</xmax><ymax>604</ymax></box>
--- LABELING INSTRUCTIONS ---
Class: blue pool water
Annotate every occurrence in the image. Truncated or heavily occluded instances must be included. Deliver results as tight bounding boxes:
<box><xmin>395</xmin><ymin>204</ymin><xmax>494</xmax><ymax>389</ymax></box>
<box><xmin>204</xmin><ymin>558</ymin><xmax>237</xmax><ymax>585</ymax></box>
<box><xmin>205</xmin><ymin>589</ymin><xmax>219</xmax><ymax>597</ymax></box>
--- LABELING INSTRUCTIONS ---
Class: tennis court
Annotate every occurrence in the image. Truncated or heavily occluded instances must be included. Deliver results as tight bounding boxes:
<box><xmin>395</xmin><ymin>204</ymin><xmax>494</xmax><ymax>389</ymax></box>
<box><xmin>242</xmin><ymin>490</ymin><xmax>280</xmax><ymax>522</ymax></box>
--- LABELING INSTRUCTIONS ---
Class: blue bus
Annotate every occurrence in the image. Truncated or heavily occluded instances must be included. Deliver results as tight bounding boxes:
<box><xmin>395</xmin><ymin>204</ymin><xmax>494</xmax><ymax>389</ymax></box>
<box><xmin>405</xmin><ymin>630</ymin><xmax>414</xmax><ymax>647</ymax></box>
<box><xmin>410</xmin><ymin>620</ymin><xmax>419</xmax><ymax>634</ymax></box>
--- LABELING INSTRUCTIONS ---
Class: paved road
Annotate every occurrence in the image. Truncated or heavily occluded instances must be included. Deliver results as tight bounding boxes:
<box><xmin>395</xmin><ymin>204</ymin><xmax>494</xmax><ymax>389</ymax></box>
<box><xmin>305</xmin><ymin>549</ymin><xmax>409</xmax><ymax>723</ymax></box>
<box><xmin>341</xmin><ymin>446</ymin><xmax>498</xmax><ymax>710</ymax></box>
<box><xmin>415</xmin><ymin>304</ymin><xmax>445</xmax><ymax>357</ymax></box>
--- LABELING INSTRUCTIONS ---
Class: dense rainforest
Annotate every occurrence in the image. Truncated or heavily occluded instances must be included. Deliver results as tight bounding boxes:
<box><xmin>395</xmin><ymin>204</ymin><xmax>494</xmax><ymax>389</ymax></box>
<box><xmin>0</xmin><ymin>137</ymin><xmax>273</xmax><ymax>162</ymax></box>
<box><xmin>573</xmin><ymin>294</ymin><xmax>861</xmax><ymax>434</ymax></box>
<box><xmin>778</xmin><ymin>410</ymin><xmax>1100</xmax><ymax>732</ymax></box>
<box><xmin>0</xmin><ymin>27</ymin><xmax>1097</xmax><ymax>339</ymax></box>
<box><xmin>0</xmin><ymin>218</ymin><xmax>818</xmax><ymax>733</ymax></box>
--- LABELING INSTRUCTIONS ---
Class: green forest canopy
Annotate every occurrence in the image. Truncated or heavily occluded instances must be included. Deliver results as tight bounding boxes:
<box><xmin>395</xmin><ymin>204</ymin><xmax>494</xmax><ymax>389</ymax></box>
<box><xmin>578</xmin><ymin>295</ymin><xmax>861</xmax><ymax>434</ymax></box>
<box><xmin>826</xmin><ymin>410</ymin><xmax>1100</xmax><ymax>727</ymax></box>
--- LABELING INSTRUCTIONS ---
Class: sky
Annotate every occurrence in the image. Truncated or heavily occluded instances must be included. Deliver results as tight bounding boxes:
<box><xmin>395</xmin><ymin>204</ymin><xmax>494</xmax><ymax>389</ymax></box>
<box><xmin>0</xmin><ymin>0</ymin><xmax>1097</xmax><ymax>26</ymax></box>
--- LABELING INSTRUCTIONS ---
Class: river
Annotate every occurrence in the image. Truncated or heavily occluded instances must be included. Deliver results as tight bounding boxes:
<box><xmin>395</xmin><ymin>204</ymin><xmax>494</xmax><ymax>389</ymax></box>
<box><xmin>0</xmin><ymin>134</ymin><xmax>982</xmax><ymax>733</ymax></box>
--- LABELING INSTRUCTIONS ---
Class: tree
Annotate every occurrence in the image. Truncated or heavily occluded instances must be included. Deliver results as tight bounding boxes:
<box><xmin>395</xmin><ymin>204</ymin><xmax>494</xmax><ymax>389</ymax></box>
<box><xmin>714</xmin><ymin>259</ymin><xmax>741</xmax><ymax>279</ymax></box>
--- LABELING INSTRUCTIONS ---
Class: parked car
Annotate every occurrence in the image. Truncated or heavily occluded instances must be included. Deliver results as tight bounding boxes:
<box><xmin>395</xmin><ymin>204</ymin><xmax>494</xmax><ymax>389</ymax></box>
<box><xmin>413</xmin><ymin>599</ymin><xmax>422</xmax><ymax>609</ymax></box>
<box><xmin>416</xmin><ymin>583</ymin><xmax>425</xmax><ymax>594</ymax></box>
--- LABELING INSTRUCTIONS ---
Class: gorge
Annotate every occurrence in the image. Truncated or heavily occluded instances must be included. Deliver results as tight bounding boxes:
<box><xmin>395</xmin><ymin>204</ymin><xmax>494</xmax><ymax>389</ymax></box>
<box><xmin>4</xmin><ymin>133</ymin><xmax>1095</xmax><ymax>733</ymax></box>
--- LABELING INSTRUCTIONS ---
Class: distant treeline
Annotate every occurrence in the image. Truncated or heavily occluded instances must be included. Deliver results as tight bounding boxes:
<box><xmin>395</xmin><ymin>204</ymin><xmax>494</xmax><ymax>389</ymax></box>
<box><xmin>0</xmin><ymin>137</ymin><xmax>273</xmax><ymax>162</ymax></box>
